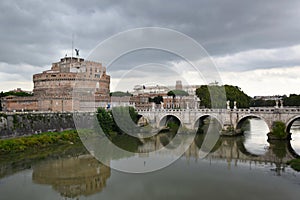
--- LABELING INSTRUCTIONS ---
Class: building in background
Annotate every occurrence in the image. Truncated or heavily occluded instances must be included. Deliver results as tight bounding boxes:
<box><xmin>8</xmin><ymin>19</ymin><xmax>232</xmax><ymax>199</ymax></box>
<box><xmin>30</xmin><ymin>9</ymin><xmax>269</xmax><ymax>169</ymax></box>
<box><xmin>1</xmin><ymin>56</ymin><xmax>110</xmax><ymax>112</ymax></box>
<box><xmin>132</xmin><ymin>81</ymin><xmax>200</xmax><ymax>97</ymax></box>
<box><xmin>175</xmin><ymin>80</ymin><xmax>183</xmax><ymax>90</ymax></box>
<box><xmin>130</xmin><ymin>81</ymin><xmax>201</xmax><ymax>110</ymax></box>
<box><xmin>110</xmin><ymin>96</ymin><xmax>132</xmax><ymax>108</ymax></box>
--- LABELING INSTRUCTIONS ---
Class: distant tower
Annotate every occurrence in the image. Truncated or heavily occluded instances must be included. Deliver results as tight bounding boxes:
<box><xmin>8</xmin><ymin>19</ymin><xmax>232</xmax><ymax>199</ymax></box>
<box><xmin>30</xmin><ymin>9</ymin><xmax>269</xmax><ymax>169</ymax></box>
<box><xmin>175</xmin><ymin>80</ymin><xmax>183</xmax><ymax>90</ymax></box>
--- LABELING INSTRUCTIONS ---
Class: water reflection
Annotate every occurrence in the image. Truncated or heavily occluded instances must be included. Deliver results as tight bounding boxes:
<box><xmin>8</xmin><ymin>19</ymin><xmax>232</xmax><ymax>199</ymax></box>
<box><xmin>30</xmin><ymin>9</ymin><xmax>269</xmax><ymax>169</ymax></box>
<box><xmin>32</xmin><ymin>155</ymin><xmax>111</xmax><ymax>198</ymax></box>
<box><xmin>241</xmin><ymin>118</ymin><xmax>270</xmax><ymax>155</ymax></box>
<box><xmin>290</xmin><ymin>119</ymin><xmax>300</xmax><ymax>155</ymax></box>
<box><xmin>1</xmin><ymin>124</ymin><xmax>300</xmax><ymax>199</ymax></box>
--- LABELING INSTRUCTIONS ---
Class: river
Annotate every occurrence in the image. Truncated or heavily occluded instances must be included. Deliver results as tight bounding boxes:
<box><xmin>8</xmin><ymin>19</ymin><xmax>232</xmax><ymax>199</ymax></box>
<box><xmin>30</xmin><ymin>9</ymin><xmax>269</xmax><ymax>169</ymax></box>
<box><xmin>0</xmin><ymin>119</ymin><xmax>300</xmax><ymax>200</ymax></box>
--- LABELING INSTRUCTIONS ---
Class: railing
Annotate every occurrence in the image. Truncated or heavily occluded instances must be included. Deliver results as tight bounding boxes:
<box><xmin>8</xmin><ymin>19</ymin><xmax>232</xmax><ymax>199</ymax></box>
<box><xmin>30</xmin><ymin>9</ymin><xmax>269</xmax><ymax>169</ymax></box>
<box><xmin>137</xmin><ymin>107</ymin><xmax>300</xmax><ymax>114</ymax></box>
<box><xmin>1</xmin><ymin>107</ymin><xmax>300</xmax><ymax>115</ymax></box>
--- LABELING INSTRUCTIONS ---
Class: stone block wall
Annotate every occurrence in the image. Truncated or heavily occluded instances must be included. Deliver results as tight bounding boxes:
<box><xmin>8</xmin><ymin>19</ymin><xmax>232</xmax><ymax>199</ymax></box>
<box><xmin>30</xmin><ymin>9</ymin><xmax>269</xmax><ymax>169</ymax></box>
<box><xmin>0</xmin><ymin>113</ymin><xmax>94</xmax><ymax>138</ymax></box>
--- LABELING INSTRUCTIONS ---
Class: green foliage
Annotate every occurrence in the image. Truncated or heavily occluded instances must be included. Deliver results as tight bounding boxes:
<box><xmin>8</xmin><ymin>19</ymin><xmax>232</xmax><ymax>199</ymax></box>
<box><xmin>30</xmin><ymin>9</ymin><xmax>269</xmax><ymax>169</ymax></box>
<box><xmin>111</xmin><ymin>106</ymin><xmax>139</xmax><ymax>134</ymax></box>
<box><xmin>271</xmin><ymin>121</ymin><xmax>287</xmax><ymax>139</ymax></box>
<box><xmin>0</xmin><ymin>91</ymin><xmax>33</xmax><ymax>111</ymax></box>
<box><xmin>0</xmin><ymin>130</ymin><xmax>79</xmax><ymax>154</ymax></box>
<box><xmin>194</xmin><ymin>131</ymin><xmax>222</xmax><ymax>153</ymax></box>
<box><xmin>112</xmin><ymin>106</ymin><xmax>139</xmax><ymax>123</ymax></box>
<box><xmin>12</xmin><ymin>115</ymin><xmax>19</xmax><ymax>124</ymax></box>
<box><xmin>196</xmin><ymin>85</ymin><xmax>251</xmax><ymax>108</ymax></box>
<box><xmin>149</xmin><ymin>96</ymin><xmax>163</xmax><ymax>104</ymax></box>
<box><xmin>225</xmin><ymin>85</ymin><xmax>251</xmax><ymax>108</ymax></box>
<box><xmin>110</xmin><ymin>91</ymin><xmax>132</xmax><ymax>97</ymax></box>
<box><xmin>128</xmin><ymin>106</ymin><xmax>139</xmax><ymax>124</ymax></box>
<box><xmin>167</xmin><ymin>90</ymin><xmax>189</xmax><ymax>97</ymax></box>
<box><xmin>96</xmin><ymin>107</ymin><xmax>114</xmax><ymax>135</ymax></box>
<box><xmin>283</xmin><ymin>94</ymin><xmax>300</xmax><ymax>106</ymax></box>
<box><xmin>250</xmin><ymin>99</ymin><xmax>275</xmax><ymax>107</ymax></box>
<box><xmin>0</xmin><ymin>113</ymin><xmax>7</xmax><ymax>118</ymax></box>
<box><xmin>287</xmin><ymin>159</ymin><xmax>300</xmax><ymax>172</ymax></box>
<box><xmin>196</xmin><ymin>85</ymin><xmax>211</xmax><ymax>108</ymax></box>
<box><xmin>0</xmin><ymin>91</ymin><xmax>33</xmax><ymax>97</ymax></box>
<box><xmin>167</xmin><ymin>122</ymin><xmax>179</xmax><ymax>132</ymax></box>
<box><xmin>269</xmin><ymin>140</ymin><xmax>287</xmax><ymax>159</ymax></box>
<box><xmin>96</xmin><ymin>106</ymin><xmax>140</xmax><ymax>135</ymax></box>
<box><xmin>110</xmin><ymin>134</ymin><xmax>142</xmax><ymax>152</ymax></box>
<box><xmin>167</xmin><ymin>90</ymin><xmax>175</xmax><ymax>98</ymax></box>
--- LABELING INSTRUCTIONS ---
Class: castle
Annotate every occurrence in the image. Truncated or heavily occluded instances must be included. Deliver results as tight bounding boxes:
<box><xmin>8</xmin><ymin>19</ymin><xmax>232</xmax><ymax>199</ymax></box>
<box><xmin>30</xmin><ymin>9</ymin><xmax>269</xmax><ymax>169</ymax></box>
<box><xmin>1</xmin><ymin>57</ymin><xmax>110</xmax><ymax>112</ymax></box>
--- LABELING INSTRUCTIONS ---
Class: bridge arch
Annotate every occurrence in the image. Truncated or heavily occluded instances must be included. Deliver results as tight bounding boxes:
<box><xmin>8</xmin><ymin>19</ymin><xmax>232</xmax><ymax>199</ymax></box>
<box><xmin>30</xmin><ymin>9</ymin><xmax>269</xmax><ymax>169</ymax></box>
<box><xmin>236</xmin><ymin>138</ymin><xmax>262</xmax><ymax>157</ymax></box>
<box><xmin>193</xmin><ymin>114</ymin><xmax>223</xmax><ymax>132</ymax></box>
<box><xmin>158</xmin><ymin>114</ymin><xmax>182</xmax><ymax>128</ymax></box>
<box><xmin>137</xmin><ymin>114</ymin><xmax>149</xmax><ymax>126</ymax></box>
<box><xmin>286</xmin><ymin>115</ymin><xmax>300</xmax><ymax>134</ymax></box>
<box><xmin>236</xmin><ymin>114</ymin><xmax>271</xmax><ymax>133</ymax></box>
<box><xmin>287</xmin><ymin>140</ymin><xmax>300</xmax><ymax>158</ymax></box>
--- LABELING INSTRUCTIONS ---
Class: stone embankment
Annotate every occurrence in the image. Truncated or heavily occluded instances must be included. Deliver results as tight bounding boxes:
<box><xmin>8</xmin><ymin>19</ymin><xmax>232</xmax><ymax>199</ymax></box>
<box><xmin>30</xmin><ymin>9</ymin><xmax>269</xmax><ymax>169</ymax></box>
<box><xmin>0</xmin><ymin>112</ymin><xmax>93</xmax><ymax>138</ymax></box>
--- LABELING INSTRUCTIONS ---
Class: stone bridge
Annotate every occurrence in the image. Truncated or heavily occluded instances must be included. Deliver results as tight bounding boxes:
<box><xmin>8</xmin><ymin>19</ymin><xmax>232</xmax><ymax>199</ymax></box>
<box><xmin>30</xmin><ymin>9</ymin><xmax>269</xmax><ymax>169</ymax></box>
<box><xmin>137</xmin><ymin>107</ymin><xmax>300</xmax><ymax>134</ymax></box>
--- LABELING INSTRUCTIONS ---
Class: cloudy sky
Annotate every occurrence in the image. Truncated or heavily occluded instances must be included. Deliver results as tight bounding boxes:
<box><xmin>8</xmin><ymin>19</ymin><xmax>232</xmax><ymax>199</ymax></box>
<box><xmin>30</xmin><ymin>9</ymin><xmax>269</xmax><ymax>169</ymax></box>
<box><xmin>1</xmin><ymin>0</ymin><xmax>300</xmax><ymax>96</ymax></box>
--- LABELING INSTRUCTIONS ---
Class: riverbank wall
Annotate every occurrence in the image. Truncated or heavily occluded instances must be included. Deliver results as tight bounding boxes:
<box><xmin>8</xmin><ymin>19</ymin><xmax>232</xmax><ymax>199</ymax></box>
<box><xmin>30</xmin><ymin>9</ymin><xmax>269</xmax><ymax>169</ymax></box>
<box><xmin>0</xmin><ymin>112</ymin><xmax>94</xmax><ymax>138</ymax></box>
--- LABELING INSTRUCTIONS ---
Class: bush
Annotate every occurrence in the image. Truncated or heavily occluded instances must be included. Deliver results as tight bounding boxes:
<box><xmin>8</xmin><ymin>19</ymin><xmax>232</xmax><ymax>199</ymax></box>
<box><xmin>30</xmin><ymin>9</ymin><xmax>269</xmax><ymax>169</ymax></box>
<box><xmin>271</xmin><ymin>121</ymin><xmax>287</xmax><ymax>139</ymax></box>
<box><xmin>0</xmin><ymin>130</ymin><xmax>79</xmax><ymax>154</ymax></box>
<box><xmin>287</xmin><ymin>159</ymin><xmax>300</xmax><ymax>172</ymax></box>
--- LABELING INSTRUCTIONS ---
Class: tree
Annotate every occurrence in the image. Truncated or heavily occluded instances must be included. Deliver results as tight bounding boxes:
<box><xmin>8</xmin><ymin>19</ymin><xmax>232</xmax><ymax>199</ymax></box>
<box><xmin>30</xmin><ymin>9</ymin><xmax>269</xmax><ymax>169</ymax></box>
<box><xmin>167</xmin><ymin>90</ymin><xmax>175</xmax><ymax>98</ymax></box>
<box><xmin>149</xmin><ymin>96</ymin><xmax>163</xmax><ymax>104</ymax></box>
<box><xmin>1</xmin><ymin>91</ymin><xmax>33</xmax><ymax>97</ymax></box>
<box><xmin>249</xmin><ymin>99</ymin><xmax>275</xmax><ymax>107</ymax></box>
<box><xmin>196</xmin><ymin>85</ymin><xmax>211</xmax><ymax>108</ymax></box>
<box><xmin>271</xmin><ymin>121</ymin><xmax>287</xmax><ymax>139</ymax></box>
<box><xmin>224</xmin><ymin>85</ymin><xmax>251</xmax><ymax>108</ymax></box>
<box><xmin>96</xmin><ymin>107</ymin><xmax>114</xmax><ymax>135</ymax></box>
<box><xmin>111</xmin><ymin>106</ymin><xmax>139</xmax><ymax>134</ymax></box>
<box><xmin>196</xmin><ymin>85</ymin><xmax>251</xmax><ymax>108</ymax></box>
<box><xmin>167</xmin><ymin>90</ymin><xmax>189</xmax><ymax>97</ymax></box>
<box><xmin>283</xmin><ymin>94</ymin><xmax>300</xmax><ymax>106</ymax></box>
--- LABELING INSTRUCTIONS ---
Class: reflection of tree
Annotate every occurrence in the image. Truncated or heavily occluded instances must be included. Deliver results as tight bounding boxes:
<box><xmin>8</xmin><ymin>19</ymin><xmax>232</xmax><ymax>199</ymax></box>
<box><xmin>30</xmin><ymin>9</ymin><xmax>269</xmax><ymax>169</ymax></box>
<box><xmin>268</xmin><ymin>140</ymin><xmax>290</xmax><ymax>175</ymax></box>
<box><xmin>269</xmin><ymin>140</ymin><xmax>287</xmax><ymax>159</ymax></box>
<box><xmin>239</xmin><ymin>119</ymin><xmax>251</xmax><ymax>134</ymax></box>
<box><xmin>195</xmin><ymin>116</ymin><xmax>222</xmax><ymax>134</ymax></box>
<box><xmin>32</xmin><ymin>155</ymin><xmax>111</xmax><ymax>198</ymax></box>
<box><xmin>194</xmin><ymin>132</ymin><xmax>222</xmax><ymax>153</ymax></box>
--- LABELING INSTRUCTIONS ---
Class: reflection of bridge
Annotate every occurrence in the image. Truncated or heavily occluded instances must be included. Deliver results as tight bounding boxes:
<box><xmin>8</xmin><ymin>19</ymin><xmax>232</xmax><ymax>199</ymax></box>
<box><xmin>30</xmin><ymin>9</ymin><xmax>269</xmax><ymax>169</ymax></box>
<box><xmin>138</xmin><ymin>107</ymin><xmax>300</xmax><ymax>134</ymax></box>
<box><xmin>137</xmin><ymin>134</ymin><xmax>297</xmax><ymax>174</ymax></box>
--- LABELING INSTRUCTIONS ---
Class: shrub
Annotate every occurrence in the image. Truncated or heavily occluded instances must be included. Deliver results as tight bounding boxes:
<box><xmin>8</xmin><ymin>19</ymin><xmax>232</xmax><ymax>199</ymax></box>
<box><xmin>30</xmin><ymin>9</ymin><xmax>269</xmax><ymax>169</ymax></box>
<box><xmin>287</xmin><ymin>159</ymin><xmax>300</xmax><ymax>172</ymax></box>
<box><xmin>271</xmin><ymin>121</ymin><xmax>287</xmax><ymax>139</ymax></box>
<box><xmin>0</xmin><ymin>130</ymin><xmax>79</xmax><ymax>154</ymax></box>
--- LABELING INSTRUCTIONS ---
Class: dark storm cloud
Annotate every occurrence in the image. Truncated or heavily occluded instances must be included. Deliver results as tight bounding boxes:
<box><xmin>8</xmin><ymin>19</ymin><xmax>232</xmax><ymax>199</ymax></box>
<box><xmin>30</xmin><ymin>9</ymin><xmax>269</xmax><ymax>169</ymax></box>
<box><xmin>0</xmin><ymin>0</ymin><xmax>300</xmax><ymax>70</ymax></box>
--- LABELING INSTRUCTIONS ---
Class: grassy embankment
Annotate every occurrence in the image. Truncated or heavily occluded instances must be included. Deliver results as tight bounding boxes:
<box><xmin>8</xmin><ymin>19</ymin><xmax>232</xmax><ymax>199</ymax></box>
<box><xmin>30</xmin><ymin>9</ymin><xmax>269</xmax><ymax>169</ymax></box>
<box><xmin>0</xmin><ymin>130</ymin><xmax>80</xmax><ymax>155</ymax></box>
<box><xmin>0</xmin><ymin>128</ymin><xmax>142</xmax><ymax>159</ymax></box>
<box><xmin>0</xmin><ymin>130</ymin><xmax>88</xmax><ymax>179</ymax></box>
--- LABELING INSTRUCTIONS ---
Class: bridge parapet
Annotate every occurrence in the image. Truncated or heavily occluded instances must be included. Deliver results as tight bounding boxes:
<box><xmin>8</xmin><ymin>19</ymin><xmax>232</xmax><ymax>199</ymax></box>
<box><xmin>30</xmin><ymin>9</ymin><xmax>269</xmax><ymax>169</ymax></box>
<box><xmin>137</xmin><ymin>107</ymin><xmax>300</xmax><ymax>135</ymax></box>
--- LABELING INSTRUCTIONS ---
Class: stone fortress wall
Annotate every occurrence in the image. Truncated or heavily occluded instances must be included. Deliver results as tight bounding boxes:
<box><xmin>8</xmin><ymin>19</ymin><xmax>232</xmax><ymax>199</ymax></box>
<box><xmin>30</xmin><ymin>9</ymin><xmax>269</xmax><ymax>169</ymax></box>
<box><xmin>1</xmin><ymin>57</ymin><xmax>110</xmax><ymax>112</ymax></box>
